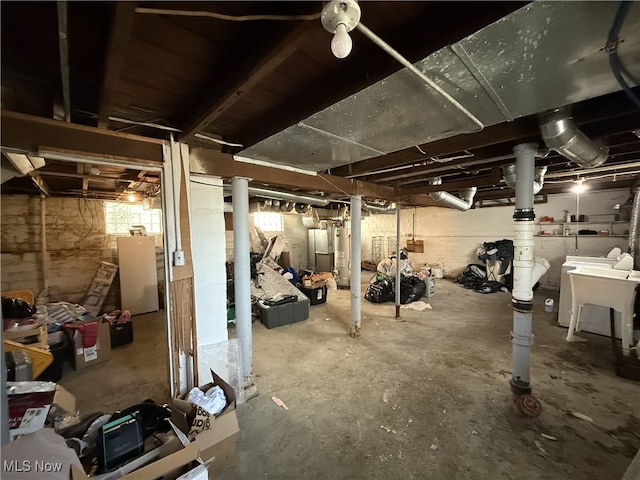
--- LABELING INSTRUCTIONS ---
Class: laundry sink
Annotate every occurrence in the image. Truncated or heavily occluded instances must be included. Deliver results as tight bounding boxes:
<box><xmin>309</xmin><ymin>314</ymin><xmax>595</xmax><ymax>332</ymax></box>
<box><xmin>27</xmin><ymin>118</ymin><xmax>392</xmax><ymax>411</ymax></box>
<box><xmin>567</xmin><ymin>266</ymin><xmax>640</xmax><ymax>355</ymax></box>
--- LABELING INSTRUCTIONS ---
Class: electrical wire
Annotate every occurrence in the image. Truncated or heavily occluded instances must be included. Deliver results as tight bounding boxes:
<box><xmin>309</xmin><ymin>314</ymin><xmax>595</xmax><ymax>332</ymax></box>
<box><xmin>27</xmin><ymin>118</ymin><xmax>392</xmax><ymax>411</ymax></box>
<box><xmin>607</xmin><ymin>1</ymin><xmax>640</xmax><ymax>109</ymax></box>
<box><xmin>135</xmin><ymin>7</ymin><xmax>322</xmax><ymax>22</ymax></box>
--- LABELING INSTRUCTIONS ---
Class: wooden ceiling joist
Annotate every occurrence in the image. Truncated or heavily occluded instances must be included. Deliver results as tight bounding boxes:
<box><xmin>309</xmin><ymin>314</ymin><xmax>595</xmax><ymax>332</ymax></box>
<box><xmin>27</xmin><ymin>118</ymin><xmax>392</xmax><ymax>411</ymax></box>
<box><xmin>180</xmin><ymin>22</ymin><xmax>316</xmax><ymax>142</ymax></box>
<box><xmin>97</xmin><ymin>2</ymin><xmax>137</xmax><ymax>128</ymax></box>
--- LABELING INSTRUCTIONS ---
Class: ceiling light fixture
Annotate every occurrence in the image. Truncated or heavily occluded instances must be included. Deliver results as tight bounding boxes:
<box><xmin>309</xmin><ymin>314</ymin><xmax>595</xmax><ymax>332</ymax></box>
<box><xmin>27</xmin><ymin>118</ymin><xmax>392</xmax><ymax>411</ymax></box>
<box><xmin>127</xmin><ymin>193</ymin><xmax>136</xmax><ymax>202</ymax></box>
<box><xmin>321</xmin><ymin>0</ymin><xmax>361</xmax><ymax>59</ymax></box>
<box><xmin>572</xmin><ymin>178</ymin><xmax>586</xmax><ymax>193</ymax></box>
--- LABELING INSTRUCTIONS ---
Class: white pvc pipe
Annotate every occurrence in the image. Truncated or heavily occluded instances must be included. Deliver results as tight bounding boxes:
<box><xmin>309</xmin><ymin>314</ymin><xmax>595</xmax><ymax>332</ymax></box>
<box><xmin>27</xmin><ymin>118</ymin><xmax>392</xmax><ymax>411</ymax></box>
<box><xmin>232</xmin><ymin>177</ymin><xmax>253</xmax><ymax>389</ymax></box>
<box><xmin>40</xmin><ymin>194</ymin><xmax>49</xmax><ymax>298</ymax></box>
<box><xmin>511</xmin><ymin>143</ymin><xmax>538</xmax><ymax>395</ymax></box>
<box><xmin>350</xmin><ymin>195</ymin><xmax>362</xmax><ymax>335</ymax></box>
<box><xmin>395</xmin><ymin>205</ymin><xmax>401</xmax><ymax>316</ymax></box>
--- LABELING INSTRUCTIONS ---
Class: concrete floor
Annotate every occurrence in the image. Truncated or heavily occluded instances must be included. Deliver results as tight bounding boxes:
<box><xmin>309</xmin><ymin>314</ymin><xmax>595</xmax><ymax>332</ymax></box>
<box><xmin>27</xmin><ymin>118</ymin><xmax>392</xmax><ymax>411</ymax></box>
<box><xmin>59</xmin><ymin>310</ymin><xmax>170</xmax><ymax>415</ymax></box>
<box><xmin>61</xmin><ymin>276</ymin><xmax>640</xmax><ymax>479</ymax></box>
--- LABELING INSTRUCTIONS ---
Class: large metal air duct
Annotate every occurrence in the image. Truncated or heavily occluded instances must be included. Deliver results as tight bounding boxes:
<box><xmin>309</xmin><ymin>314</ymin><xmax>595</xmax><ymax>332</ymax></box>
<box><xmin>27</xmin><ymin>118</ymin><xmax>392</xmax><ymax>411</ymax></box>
<box><xmin>540</xmin><ymin>107</ymin><xmax>608</xmax><ymax>168</ymax></box>
<box><xmin>503</xmin><ymin>165</ymin><xmax>548</xmax><ymax>194</ymax></box>
<box><xmin>428</xmin><ymin>178</ymin><xmax>477</xmax><ymax>211</ymax></box>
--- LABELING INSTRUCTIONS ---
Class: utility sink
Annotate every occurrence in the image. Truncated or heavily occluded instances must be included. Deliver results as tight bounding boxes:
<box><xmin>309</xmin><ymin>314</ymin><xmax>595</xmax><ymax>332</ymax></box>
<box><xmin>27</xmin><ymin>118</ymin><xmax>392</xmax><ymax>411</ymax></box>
<box><xmin>567</xmin><ymin>266</ymin><xmax>640</xmax><ymax>355</ymax></box>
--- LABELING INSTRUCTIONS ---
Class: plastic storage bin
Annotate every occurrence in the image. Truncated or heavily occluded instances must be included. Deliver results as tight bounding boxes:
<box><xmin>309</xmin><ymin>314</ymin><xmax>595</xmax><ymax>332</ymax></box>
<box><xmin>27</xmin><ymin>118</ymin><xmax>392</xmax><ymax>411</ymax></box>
<box><xmin>301</xmin><ymin>285</ymin><xmax>328</xmax><ymax>305</ymax></box>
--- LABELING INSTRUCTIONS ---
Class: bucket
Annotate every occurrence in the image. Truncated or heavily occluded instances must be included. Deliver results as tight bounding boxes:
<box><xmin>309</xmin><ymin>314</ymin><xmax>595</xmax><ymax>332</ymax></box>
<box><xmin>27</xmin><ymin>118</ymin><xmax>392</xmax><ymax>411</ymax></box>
<box><xmin>544</xmin><ymin>298</ymin><xmax>554</xmax><ymax>313</ymax></box>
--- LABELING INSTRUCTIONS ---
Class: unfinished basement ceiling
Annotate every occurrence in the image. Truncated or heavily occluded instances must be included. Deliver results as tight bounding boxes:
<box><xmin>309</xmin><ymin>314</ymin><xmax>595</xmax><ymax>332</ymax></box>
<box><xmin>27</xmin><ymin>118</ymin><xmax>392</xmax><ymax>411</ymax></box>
<box><xmin>1</xmin><ymin>1</ymin><xmax>639</xmax><ymax>203</ymax></box>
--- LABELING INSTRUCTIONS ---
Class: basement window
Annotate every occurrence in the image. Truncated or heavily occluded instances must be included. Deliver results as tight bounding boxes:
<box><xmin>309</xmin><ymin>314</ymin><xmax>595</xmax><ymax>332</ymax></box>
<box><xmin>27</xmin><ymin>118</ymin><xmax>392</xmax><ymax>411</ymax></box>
<box><xmin>105</xmin><ymin>201</ymin><xmax>163</xmax><ymax>235</ymax></box>
<box><xmin>254</xmin><ymin>212</ymin><xmax>283</xmax><ymax>232</ymax></box>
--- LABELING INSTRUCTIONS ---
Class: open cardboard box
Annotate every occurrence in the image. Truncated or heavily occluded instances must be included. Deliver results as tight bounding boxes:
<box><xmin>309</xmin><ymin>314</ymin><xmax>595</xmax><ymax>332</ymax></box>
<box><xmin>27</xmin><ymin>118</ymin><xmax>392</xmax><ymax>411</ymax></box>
<box><xmin>302</xmin><ymin>272</ymin><xmax>334</xmax><ymax>289</ymax></box>
<box><xmin>67</xmin><ymin>319</ymin><xmax>111</xmax><ymax>370</ymax></box>
<box><xmin>171</xmin><ymin>370</ymin><xmax>239</xmax><ymax>478</ymax></box>
<box><xmin>104</xmin><ymin>370</ymin><xmax>239</xmax><ymax>479</ymax></box>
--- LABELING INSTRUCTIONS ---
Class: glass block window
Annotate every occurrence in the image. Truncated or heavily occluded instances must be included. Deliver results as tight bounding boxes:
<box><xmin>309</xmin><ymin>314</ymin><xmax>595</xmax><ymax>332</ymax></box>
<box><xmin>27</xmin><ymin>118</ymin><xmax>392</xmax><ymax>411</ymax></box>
<box><xmin>253</xmin><ymin>212</ymin><xmax>283</xmax><ymax>232</ymax></box>
<box><xmin>104</xmin><ymin>201</ymin><xmax>163</xmax><ymax>234</ymax></box>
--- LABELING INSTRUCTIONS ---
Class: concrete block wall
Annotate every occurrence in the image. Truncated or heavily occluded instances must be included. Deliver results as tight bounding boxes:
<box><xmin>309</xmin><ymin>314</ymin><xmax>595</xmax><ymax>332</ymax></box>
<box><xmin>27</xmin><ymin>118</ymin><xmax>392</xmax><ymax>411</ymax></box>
<box><xmin>361</xmin><ymin>188</ymin><xmax>632</xmax><ymax>290</ymax></box>
<box><xmin>1</xmin><ymin>195</ymin><xmax>165</xmax><ymax>311</ymax></box>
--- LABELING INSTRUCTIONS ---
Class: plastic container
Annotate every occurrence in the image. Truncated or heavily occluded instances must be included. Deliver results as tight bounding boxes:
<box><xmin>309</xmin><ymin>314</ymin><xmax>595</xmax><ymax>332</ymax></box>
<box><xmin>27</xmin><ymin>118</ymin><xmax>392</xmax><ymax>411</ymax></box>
<box><xmin>544</xmin><ymin>298</ymin><xmax>554</xmax><ymax>312</ymax></box>
<box><xmin>197</xmin><ymin>339</ymin><xmax>245</xmax><ymax>405</ymax></box>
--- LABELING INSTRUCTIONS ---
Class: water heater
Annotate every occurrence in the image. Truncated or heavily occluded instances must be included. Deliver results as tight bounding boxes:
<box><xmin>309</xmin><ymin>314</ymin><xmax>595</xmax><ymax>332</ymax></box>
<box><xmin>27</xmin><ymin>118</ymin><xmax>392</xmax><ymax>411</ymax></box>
<box><xmin>334</xmin><ymin>210</ymin><xmax>351</xmax><ymax>288</ymax></box>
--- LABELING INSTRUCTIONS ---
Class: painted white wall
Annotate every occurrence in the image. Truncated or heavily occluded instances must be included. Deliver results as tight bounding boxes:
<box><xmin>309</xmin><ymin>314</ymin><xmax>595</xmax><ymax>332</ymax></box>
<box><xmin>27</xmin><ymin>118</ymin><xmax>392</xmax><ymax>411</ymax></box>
<box><xmin>361</xmin><ymin>188</ymin><xmax>632</xmax><ymax>290</ymax></box>
<box><xmin>190</xmin><ymin>177</ymin><xmax>229</xmax><ymax>380</ymax></box>
<box><xmin>226</xmin><ymin>212</ymin><xmax>309</xmax><ymax>270</ymax></box>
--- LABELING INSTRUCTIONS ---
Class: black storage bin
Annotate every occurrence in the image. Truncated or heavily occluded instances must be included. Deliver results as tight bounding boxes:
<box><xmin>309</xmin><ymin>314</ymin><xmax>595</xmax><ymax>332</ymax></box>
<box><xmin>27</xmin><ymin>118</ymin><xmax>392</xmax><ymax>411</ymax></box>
<box><xmin>37</xmin><ymin>341</ymin><xmax>66</xmax><ymax>382</ymax></box>
<box><xmin>301</xmin><ymin>285</ymin><xmax>328</xmax><ymax>305</ymax></box>
<box><xmin>110</xmin><ymin>321</ymin><xmax>134</xmax><ymax>348</ymax></box>
<box><xmin>258</xmin><ymin>299</ymin><xmax>310</xmax><ymax>329</ymax></box>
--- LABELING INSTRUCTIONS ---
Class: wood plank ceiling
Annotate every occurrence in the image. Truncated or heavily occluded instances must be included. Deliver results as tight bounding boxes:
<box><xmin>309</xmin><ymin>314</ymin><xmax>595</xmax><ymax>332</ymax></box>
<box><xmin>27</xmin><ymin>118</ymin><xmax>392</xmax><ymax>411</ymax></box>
<box><xmin>1</xmin><ymin>1</ymin><xmax>639</xmax><ymax>204</ymax></box>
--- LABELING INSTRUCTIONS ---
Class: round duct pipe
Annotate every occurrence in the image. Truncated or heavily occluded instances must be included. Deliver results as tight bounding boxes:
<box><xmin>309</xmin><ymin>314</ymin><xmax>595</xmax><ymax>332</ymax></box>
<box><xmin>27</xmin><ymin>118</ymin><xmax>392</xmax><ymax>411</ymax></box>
<box><xmin>503</xmin><ymin>165</ymin><xmax>548</xmax><ymax>194</ymax></box>
<box><xmin>224</xmin><ymin>185</ymin><xmax>330</xmax><ymax>207</ymax></box>
<box><xmin>428</xmin><ymin>177</ymin><xmax>477</xmax><ymax>211</ymax></box>
<box><xmin>540</xmin><ymin>107</ymin><xmax>608</xmax><ymax>168</ymax></box>
<box><xmin>363</xmin><ymin>201</ymin><xmax>396</xmax><ymax>214</ymax></box>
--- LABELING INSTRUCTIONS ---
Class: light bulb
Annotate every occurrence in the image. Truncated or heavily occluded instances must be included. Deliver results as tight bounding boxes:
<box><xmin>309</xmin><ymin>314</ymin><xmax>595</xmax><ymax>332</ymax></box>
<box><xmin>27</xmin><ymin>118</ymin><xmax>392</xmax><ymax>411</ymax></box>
<box><xmin>572</xmin><ymin>180</ymin><xmax>586</xmax><ymax>193</ymax></box>
<box><xmin>331</xmin><ymin>23</ymin><xmax>352</xmax><ymax>59</ymax></box>
<box><xmin>127</xmin><ymin>193</ymin><xmax>136</xmax><ymax>202</ymax></box>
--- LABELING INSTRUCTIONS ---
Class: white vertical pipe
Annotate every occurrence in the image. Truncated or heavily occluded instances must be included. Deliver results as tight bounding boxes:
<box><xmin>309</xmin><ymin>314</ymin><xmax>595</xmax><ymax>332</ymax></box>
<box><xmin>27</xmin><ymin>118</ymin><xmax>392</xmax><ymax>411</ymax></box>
<box><xmin>395</xmin><ymin>205</ymin><xmax>401</xmax><ymax>317</ymax></box>
<box><xmin>232</xmin><ymin>177</ymin><xmax>253</xmax><ymax>389</ymax></box>
<box><xmin>511</xmin><ymin>143</ymin><xmax>537</xmax><ymax>395</ymax></box>
<box><xmin>40</xmin><ymin>194</ymin><xmax>49</xmax><ymax>298</ymax></box>
<box><xmin>350</xmin><ymin>195</ymin><xmax>362</xmax><ymax>336</ymax></box>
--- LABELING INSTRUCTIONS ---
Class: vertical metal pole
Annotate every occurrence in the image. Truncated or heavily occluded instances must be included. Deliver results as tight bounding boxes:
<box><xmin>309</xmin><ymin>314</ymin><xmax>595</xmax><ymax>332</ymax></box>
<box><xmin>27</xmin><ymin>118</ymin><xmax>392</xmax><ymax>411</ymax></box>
<box><xmin>350</xmin><ymin>195</ymin><xmax>362</xmax><ymax>337</ymax></box>
<box><xmin>395</xmin><ymin>205</ymin><xmax>401</xmax><ymax>318</ymax></box>
<box><xmin>232</xmin><ymin>177</ymin><xmax>253</xmax><ymax>390</ymax></box>
<box><xmin>40</xmin><ymin>194</ymin><xmax>49</xmax><ymax>301</ymax></box>
<box><xmin>628</xmin><ymin>187</ymin><xmax>640</xmax><ymax>269</ymax></box>
<box><xmin>510</xmin><ymin>143</ymin><xmax>539</xmax><ymax>413</ymax></box>
<box><xmin>1</xmin><ymin>337</ymin><xmax>9</xmax><ymax>446</ymax></box>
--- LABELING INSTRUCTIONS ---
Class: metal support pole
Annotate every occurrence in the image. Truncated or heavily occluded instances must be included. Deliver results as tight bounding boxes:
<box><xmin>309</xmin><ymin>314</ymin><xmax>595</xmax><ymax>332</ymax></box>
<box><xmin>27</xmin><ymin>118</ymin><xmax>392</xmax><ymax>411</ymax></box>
<box><xmin>350</xmin><ymin>195</ymin><xmax>362</xmax><ymax>337</ymax></box>
<box><xmin>395</xmin><ymin>205</ymin><xmax>401</xmax><ymax>318</ymax></box>
<box><xmin>510</xmin><ymin>143</ymin><xmax>542</xmax><ymax>416</ymax></box>
<box><xmin>628</xmin><ymin>187</ymin><xmax>640</xmax><ymax>268</ymax></box>
<box><xmin>232</xmin><ymin>177</ymin><xmax>254</xmax><ymax>392</ymax></box>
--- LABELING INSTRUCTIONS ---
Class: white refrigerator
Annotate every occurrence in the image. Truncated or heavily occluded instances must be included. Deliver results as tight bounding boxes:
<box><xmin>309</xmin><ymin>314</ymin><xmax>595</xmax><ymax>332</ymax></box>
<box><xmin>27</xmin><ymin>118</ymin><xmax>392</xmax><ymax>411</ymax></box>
<box><xmin>118</xmin><ymin>236</ymin><xmax>159</xmax><ymax>315</ymax></box>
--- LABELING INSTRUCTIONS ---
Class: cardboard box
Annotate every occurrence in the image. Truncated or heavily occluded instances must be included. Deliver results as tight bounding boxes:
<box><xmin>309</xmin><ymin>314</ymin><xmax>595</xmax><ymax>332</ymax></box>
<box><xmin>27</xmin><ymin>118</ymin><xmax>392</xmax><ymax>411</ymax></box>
<box><xmin>68</xmin><ymin>319</ymin><xmax>111</xmax><ymax>370</ymax></box>
<box><xmin>406</xmin><ymin>239</ymin><xmax>424</xmax><ymax>253</ymax></box>
<box><xmin>7</xmin><ymin>381</ymin><xmax>76</xmax><ymax>438</ymax></box>
<box><xmin>170</xmin><ymin>370</ymin><xmax>240</xmax><ymax>478</ymax></box>
<box><xmin>302</xmin><ymin>272</ymin><xmax>334</xmax><ymax>289</ymax></box>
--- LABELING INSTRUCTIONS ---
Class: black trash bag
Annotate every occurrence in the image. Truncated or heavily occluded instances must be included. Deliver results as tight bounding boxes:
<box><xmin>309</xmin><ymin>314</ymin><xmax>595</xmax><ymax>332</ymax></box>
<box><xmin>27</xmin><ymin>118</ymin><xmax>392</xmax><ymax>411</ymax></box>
<box><xmin>365</xmin><ymin>278</ymin><xmax>394</xmax><ymax>303</ymax></box>
<box><xmin>399</xmin><ymin>276</ymin><xmax>427</xmax><ymax>304</ymax></box>
<box><xmin>454</xmin><ymin>264</ymin><xmax>487</xmax><ymax>290</ymax></box>
<box><xmin>1</xmin><ymin>296</ymin><xmax>36</xmax><ymax>318</ymax></box>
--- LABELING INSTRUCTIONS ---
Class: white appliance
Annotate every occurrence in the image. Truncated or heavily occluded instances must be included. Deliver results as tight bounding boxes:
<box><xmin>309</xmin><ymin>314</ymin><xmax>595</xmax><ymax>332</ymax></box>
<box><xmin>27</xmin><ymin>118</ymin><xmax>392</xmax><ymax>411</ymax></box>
<box><xmin>118</xmin><ymin>236</ymin><xmax>159</xmax><ymax>315</ymax></box>
<box><xmin>558</xmin><ymin>255</ymin><xmax>625</xmax><ymax>338</ymax></box>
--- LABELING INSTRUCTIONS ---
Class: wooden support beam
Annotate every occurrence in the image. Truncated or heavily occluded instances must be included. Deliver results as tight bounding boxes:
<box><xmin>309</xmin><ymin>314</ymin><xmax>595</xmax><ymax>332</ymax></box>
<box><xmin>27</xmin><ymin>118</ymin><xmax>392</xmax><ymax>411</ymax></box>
<box><xmin>98</xmin><ymin>3</ymin><xmax>137</xmax><ymax>128</ymax></box>
<box><xmin>1</xmin><ymin>110</ymin><xmax>164</xmax><ymax>163</ymax></box>
<box><xmin>189</xmin><ymin>148</ymin><xmax>395</xmax><ymax>200</ymax></box>
<box><xmin>180</xmin><ymin>23</ymin><xmax>315</xmax><ymax>141</ymax></box>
